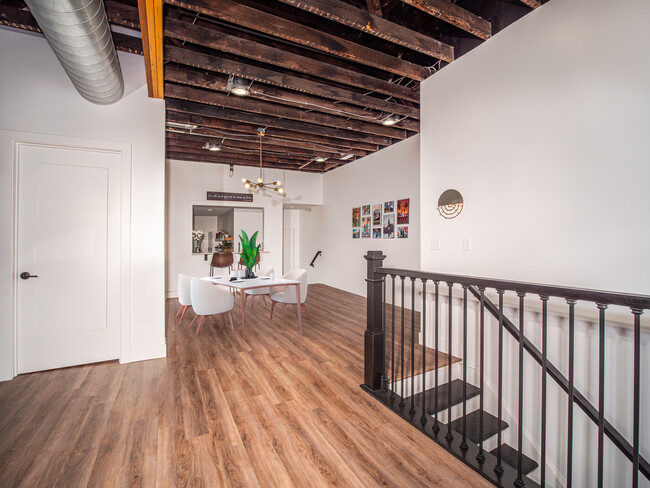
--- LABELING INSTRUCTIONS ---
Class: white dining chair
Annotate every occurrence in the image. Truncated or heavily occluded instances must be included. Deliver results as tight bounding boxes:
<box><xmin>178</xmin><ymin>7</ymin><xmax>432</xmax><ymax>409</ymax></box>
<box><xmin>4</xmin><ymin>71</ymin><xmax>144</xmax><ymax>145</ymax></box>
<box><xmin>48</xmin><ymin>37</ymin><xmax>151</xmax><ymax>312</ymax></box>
<box><xmin>245</xmin><ymin>266</ymin><xmax>274</xmax><ymax>310</ymax></box>
<box><xmin>175</xmin><ymin>274</ymin><xmax>193</xmax><ymax>324</ymax></box>
<box><xmin>190</xmin><ymin>278</ymin><xmax>235</xmax><ymax>335</ymax></box>
<box><xmin>269</xmin><ymin>269</ymin><xmax>310</xmax><ymax>333</ymax></box>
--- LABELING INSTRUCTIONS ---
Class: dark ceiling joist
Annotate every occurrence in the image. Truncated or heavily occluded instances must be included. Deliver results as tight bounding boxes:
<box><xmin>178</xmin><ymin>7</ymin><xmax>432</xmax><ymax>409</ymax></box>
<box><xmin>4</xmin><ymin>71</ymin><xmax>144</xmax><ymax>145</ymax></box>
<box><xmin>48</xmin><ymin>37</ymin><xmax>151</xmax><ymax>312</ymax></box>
<box><xmin>164</xmin><ymin>0</ymin><xmax>429</xmax><ymax>81</ymax></box>
<box><xmin>400</xmin><ymin>0</ymin><xmax>491</xmax><ymax>40</ymax></box>
<box><xmin>165</xmin><ymin>45</ymin><xmax>420</xmax><ymax>118</ymax></box>
<box><xmin>163</xmin><ymin>16</ymin><xmax>418</xmax><ymax>102</ymax></box>
<box><xmin>167</xmin><ymin>141</ymin><xmax>311</xmax><ymax>164</ymax></box>
<box><xmin>165</xmin><ymin>83</ymin><xmax>408</xmax><ymax>139</ymax></box>
<box><xmin>166</xmin><ymin>130</ymin><xmax>363</xmax><ymax>159</ymax></box>
<box><xmin>164</xmin><ymin>65</ymin><xmax>419</xmax><ymax>129</ymax></box>
<box><xmin>166</xmin><ymin>98</ymin><xmax>394</xmax><ymax>146</ymax></box>
<box><xmin>275</xmin><ymin>0</ymin><xmax>454</xmax><ymax>62</ymax></box>
<box><xmin>167</xmin><ymin>110</ymin><xmax>379</xmax><ymax>153</ymax></box>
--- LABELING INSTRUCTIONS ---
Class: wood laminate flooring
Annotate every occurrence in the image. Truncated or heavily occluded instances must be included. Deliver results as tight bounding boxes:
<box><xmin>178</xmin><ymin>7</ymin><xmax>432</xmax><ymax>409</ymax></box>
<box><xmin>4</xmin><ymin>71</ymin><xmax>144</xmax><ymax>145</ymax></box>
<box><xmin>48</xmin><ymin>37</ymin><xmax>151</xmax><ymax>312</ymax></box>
<box><xmin>0</xmin><ymin>284</ymin><xmax>492</xmax><ymax>488</ymax></box>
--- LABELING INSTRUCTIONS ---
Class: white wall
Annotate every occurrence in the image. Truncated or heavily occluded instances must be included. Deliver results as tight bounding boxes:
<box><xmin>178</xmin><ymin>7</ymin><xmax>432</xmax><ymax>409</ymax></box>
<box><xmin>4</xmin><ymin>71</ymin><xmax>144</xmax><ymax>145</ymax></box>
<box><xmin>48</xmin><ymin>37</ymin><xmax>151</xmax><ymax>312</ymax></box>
<box><xmin>417</xmin><ymin>0</ymin><xmax>650</xmax><ymax>485</ymax></box>
<box><xmin>419</xmin><ymin>0</ymin><xmax>650</xmax><ymax>295</ymax></box>
<box><xmin>166</xmin><ymin>159</ymin><xmax>323</xmax><ymax>295</ymax></box>
<box><xmin>315</xmin><ymin>135</ymin><xmax>420</xmax><ymax>298</ymax></box>
<box><xmin>0</xmin><ymin>27</ymin><xmax>166</xmax><ymax>380</ymax></box>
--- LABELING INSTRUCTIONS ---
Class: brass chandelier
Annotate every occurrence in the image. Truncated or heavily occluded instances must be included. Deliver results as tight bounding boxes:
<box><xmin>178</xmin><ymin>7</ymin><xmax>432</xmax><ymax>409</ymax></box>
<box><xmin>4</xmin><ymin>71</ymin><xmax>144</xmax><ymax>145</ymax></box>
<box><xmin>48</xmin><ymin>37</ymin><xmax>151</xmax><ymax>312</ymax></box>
<box><xmin>242</xmin><ymin>128</ymin><xmax>284</xmax><ymax>193</ymax></box>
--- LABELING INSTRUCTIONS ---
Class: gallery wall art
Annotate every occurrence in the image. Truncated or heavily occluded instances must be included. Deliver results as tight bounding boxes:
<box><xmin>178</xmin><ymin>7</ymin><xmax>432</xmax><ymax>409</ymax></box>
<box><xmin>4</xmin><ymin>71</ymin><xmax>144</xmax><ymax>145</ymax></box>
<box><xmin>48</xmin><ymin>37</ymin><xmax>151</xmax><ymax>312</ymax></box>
<box><xmin>352</xmin><ymin>198</ymin><xmax>409</xmax><ymax>240</ymax></box>
<box><xmin>397</xmin><ymin>198</ymin><xmax>409</xmax><ymax>224</ymax></box>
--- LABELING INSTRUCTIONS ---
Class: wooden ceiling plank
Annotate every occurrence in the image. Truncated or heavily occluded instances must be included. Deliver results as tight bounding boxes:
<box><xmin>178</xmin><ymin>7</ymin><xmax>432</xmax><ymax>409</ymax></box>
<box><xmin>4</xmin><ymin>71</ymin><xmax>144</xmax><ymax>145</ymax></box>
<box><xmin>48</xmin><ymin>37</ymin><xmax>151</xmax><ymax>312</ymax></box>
<box><xmin>166</xmin><ymin>150</ymin><xmax>325</xmax><ymax>172</ymax></box>
<box><xmin>167</xmin><ymin>143</ymin><xmax>310</xmax><ymax>164</ymax></box>
<box><xmin>401</xmin><ymin>0</ymin><xmax>491</xmax><ymax>40</ymax></box>
<box><xmin>164</xmin><ymin>16</ymin><xmax>419</xmax><ymax>102</ymax></box>
<box><xmin>164</xmin><ymin>64</ymin><xmax>420</xmax><ymax>126</ymax></box>
<box><xmin>275</xmin><ymin>0</ymin><xmax>454</xmax><ymax>62</ymax></box>
<box><xmin>165</xmin><ymin>82</ymin><xmax>408</xmax><ymax>139</ymax></box>
<box><xmin>106</xmin><ymin>1</ymin><xmax>141</xmax><ymax>29</ymax></box>
<box><xmin>164</xmin><ymin>0</ymin><xmax>428</xmax><ymax>81</ymax></box>
<box><xmin>165</xmin><ymin>45</ymin><xmax>419</xmax><ymax>118</ymax></box>
<box><xmin>366</xmin><ymin>0</ymin><xmax>383</xmax><ymax>17</ymax></box>
<box><xmin>166</xmin><ymin>110</ymin><xmax>380</xmax><ymax>153</ymax></box>
<box><xmin>166</xmin><ymin>97</ymin><xmax>393</xmax><ymax>146</ymax></box>
<box><xmin>0</xmin><ymin>4</ymin><xmax>40</xmax><ymax>32</ymax></box>
<box><xmin>137</xmin><ymin>0</ymin><xmax>164</xmax><ymax>99</ymax></box>
<box><xmin>520</xmin><ymin>0</ymin><xmax>541</xmax><ymax>8</ymax></box>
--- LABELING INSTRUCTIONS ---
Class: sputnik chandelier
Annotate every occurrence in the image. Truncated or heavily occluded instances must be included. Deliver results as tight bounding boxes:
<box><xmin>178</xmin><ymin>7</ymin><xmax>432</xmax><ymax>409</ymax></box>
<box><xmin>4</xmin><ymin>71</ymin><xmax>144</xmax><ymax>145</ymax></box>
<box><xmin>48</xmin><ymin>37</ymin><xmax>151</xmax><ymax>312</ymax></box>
<box><xmin>242</xmin><ymin>128</ymin><xmax>284</xmax><ymax>194</ymax></box>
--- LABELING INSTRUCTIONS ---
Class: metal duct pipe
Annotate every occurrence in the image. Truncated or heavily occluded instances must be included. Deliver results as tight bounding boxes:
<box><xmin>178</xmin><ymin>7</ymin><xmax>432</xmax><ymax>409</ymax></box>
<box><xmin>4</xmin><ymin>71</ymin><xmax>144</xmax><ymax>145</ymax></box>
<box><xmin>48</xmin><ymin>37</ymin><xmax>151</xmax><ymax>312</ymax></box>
<box><xmin>24</xmin><ymin>0</ymin><xmax>124</xmax><ymax>105</ymax></box>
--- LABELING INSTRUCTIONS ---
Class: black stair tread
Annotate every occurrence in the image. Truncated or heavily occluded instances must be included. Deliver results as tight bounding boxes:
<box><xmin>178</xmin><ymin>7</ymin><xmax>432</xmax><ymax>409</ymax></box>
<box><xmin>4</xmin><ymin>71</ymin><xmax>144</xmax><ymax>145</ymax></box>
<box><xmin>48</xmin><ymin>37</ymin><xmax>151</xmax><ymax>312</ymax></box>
<box><xmin>490</xmin><ymin>444</ymin><xmax>539</xmax><ymax>476</ymax></box>
<box><xmin>409</xmin><ymin>379</ymin><xmax>481</xmax><ymax>415</ymax></box>
<box><xmin>449</xmin><ymin>410</ymin><xmax>509</xmax><ymax>444</ymax></box>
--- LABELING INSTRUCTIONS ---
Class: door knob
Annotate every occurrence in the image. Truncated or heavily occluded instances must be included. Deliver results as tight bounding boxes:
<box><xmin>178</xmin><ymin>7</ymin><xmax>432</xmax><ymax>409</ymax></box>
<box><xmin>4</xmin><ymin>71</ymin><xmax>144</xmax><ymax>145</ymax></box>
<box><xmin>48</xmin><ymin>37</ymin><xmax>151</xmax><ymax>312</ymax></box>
<box><xmin>20</xmin><ymin>272</ymin><xmax>38</xmax><ymax>280</ymax></box>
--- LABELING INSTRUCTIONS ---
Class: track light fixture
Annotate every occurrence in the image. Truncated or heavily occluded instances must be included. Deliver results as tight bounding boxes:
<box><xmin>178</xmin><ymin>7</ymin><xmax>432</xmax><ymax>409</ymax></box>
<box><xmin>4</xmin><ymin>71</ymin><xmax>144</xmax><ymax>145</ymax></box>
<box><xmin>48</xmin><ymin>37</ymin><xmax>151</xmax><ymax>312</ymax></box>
<box><xmin>381</xmin><ymin>114</ymin><xmax>399</xmax><ymax>126</ymax></box>
<box><xmin>203</xmin><ymin>142</ymin><xmax>221</xmax><ymax>152</ymax></box>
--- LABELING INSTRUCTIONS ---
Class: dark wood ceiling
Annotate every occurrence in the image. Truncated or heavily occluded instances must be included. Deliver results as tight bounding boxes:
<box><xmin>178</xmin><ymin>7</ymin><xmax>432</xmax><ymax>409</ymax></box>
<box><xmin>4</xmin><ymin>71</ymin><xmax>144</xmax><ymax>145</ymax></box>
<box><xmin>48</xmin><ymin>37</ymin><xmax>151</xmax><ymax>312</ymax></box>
<box><xmin>0</xmin><ymin>0</ymin><xmax>543</xmax><ymax>173</ymax></box>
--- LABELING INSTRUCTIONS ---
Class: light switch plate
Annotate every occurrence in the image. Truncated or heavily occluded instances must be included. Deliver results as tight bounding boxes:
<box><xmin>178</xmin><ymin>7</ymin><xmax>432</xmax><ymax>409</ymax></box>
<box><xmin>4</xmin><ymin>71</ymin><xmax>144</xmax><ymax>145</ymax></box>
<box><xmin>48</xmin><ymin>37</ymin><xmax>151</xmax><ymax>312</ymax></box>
<box><xmin>463</xmin><ymin>238</ymin><xmax>472</xmax><ymax>251</ymax></box>
<box><xmin>431</xmin><ymin>239</ymin><xmax>440</xmax><ymax>251</ymax></box>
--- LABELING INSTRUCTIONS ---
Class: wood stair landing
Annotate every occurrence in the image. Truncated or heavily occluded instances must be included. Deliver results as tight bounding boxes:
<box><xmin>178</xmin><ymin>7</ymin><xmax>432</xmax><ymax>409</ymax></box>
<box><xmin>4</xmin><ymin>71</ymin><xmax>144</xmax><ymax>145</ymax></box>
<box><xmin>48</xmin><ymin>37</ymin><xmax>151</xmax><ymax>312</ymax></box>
<box><xmin>490</xmin><ymin>444</ymin><xmax>539</xmax><ymax>476</ymax></box>
<box><xmin>410</xmin><ymin>379</ymin><xmax>480</xmax><ymax>415</ymax></box>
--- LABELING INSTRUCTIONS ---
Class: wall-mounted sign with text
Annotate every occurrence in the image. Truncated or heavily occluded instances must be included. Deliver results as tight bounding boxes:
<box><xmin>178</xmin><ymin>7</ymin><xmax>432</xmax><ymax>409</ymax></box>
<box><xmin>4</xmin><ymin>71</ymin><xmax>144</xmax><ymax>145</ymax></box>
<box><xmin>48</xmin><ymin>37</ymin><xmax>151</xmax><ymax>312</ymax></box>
<box><xmin>207</xmin><ymin>191</ymin><xmax>253</xmax><ymax>202</ymax></box>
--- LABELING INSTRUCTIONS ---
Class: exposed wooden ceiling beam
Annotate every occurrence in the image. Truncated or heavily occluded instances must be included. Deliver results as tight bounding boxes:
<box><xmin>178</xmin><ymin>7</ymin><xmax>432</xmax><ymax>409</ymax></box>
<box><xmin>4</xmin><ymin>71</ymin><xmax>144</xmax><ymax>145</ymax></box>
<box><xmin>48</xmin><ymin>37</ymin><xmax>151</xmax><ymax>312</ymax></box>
<box><xmin>520</xmin><ymin>0</ymin><xmax>541</xmax><ymax>8</ymax></box>
<box><xmin>163</xmin><ymin>16</ymin><xmax>418</xmax><ymax>102</ymax></box>
<box><xmin>167</xmin><ymin>141</ymin><xmax>310</xmax><ymax>164</ymax></box>
<box><xmin>137</xmin><ymin>0</ymin><xmax>164</xmax><ymax>98</ymax></box>
<box><xmin>275</xmin><ymin>0</ymin><xmax>454</xmax><ymax>62</ymax></box>
<box><xmin>166</xmin><ymin>131</ymin><xmax>355</xmax><ymax>159</ymax></box>
<box><xmin>165</xmin><ymin>45</ymin><xmax>419</xmax><ymax>118</ymax></box>
<box><xmin>164</xmin><ymin>65</ymin><xmax>419</xmax><ymax>129</ymax></box>
<box><xmin>400</xmin><ymin>0</ymin><xmax>491</xmax><ymax>40</ymax></box>
<box><xmin>166</xmin><ymin>150</ymin><xmax>327</xmax><ymax>172</ymax></box>
<box><xmin>165</xmin><ymin>83</ymin><xmax>408</xmax><ymax>139</ymax></box>
<box><xmin>366</xmin><ymin>0</ymin><xmax>383</xmax><ymax>17</ymax></box>
<box><xmin>166</xmin><ymin>110</ymin><xmax>380</xmax><ymax>153</ymax></box>
<box><xmin>106</xmin><ymin>1</ymin><xmax>140</xmax><ymax>29</ymax></box>
<box><xmin>164</xmin><ymin>0</ymin><xmax>429</xmax><ymax>81</ymax></box>
<box><xmin>166</xmin><ymin>97</ymin><xmax>394</xmax><ymax>146</ymax></box>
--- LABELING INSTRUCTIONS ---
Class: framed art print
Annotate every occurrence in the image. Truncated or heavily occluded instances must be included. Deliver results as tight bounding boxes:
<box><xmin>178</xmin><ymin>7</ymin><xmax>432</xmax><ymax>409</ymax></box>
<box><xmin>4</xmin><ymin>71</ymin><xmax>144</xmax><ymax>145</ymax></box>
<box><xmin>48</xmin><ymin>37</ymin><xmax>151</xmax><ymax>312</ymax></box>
<box><xmin>353</xmin><ymin>228</ymin><xmax>360</xmax><ymax>239</ymax></box>
<box><xmin>372</xmin><ymin>204</ymin><xmax>381</xmax><ymax>226</ymax></box>
<box><xmin>397</xmin><ymin>198</ymin><xmax>409</xmax><ymax>224</ymax></box>
<box><xmin>352</xmin><ymin>207</ymin><xmax>360</xmax><ymax>227</ymax></box>
<box><xmin>383</xmin><ymin>214</ymin><xmax>394</xmax><ymax>238</ymax></box>
<box><xmin>397</xmin><ymin>225</ymin><xmax>408</xmax><ymax>238</ymax></box>
<box><xmin>384</xmin><ymin>201</ymin><xmax>394</xmax><ymax>213</ymax></box>
<box><xmin>361</xmin><ymin>217</ymin><xmax>371</xmax><ymax>238</ymax></box>
<box><xmin>372</xmin><ymin>228</ymin><xmax>381</xmax><ymax>239</ymax></box>
<box><xmin>362</xmin><ymin>205</ymin><xmax>370</xmax><ymax>216</ymax></box>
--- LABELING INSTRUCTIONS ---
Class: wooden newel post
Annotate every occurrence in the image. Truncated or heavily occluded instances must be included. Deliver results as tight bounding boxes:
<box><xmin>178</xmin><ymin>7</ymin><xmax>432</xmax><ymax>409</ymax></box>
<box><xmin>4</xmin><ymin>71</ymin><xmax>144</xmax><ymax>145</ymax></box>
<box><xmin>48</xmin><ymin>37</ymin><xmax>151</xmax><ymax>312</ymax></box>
<box><xmin>364</xmin><ymin>250</ymin><xmax>386</xmax><ymax>391</ymax></box>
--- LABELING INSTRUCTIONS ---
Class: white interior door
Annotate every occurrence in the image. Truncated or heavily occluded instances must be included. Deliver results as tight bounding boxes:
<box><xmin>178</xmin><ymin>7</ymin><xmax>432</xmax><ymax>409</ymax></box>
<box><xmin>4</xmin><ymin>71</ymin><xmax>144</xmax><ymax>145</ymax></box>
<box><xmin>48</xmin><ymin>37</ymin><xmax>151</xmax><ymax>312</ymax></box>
<box><xmin>16</xmin><ymin>144</ymin><xmax>121</xmax><ymax>374</ymax></box>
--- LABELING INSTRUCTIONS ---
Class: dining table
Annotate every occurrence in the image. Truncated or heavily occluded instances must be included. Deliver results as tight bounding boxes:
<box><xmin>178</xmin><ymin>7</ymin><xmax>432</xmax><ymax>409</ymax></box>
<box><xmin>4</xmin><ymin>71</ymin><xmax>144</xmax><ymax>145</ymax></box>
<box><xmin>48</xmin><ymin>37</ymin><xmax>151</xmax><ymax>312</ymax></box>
<box><xmin>203</xmin><ymin>275</ymin><xmax>303</xmax><ymax>336</ymax></box>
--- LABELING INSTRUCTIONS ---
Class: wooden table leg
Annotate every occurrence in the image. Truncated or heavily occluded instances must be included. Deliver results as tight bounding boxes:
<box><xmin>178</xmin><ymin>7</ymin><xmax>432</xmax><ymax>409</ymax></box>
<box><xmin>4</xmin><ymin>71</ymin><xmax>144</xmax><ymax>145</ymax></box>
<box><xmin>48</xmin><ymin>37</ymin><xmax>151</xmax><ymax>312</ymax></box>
<box><xmin>295</xmin><ymin>283</ymin><xmax>303</xmax><ymax>335</ymax></box>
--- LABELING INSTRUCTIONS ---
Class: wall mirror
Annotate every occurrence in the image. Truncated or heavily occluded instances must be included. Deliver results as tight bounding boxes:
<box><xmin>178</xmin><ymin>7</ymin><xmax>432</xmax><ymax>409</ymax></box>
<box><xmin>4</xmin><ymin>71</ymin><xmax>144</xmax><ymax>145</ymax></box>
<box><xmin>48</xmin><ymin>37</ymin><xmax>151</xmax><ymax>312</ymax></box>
<box><xmin>192</xmin><ymin>205</ymin><xmax>264</xmax><ymax>254</ymax></box>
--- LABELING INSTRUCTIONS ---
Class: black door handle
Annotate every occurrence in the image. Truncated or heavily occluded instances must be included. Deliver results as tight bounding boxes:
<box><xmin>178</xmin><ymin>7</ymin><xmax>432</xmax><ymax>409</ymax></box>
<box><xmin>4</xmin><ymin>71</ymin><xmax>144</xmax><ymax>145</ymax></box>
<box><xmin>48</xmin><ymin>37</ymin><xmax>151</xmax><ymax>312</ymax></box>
<box><xmin>20</xmin><ymin>272</ymin><xmax>38</xmax><ymax>280</ymax></box>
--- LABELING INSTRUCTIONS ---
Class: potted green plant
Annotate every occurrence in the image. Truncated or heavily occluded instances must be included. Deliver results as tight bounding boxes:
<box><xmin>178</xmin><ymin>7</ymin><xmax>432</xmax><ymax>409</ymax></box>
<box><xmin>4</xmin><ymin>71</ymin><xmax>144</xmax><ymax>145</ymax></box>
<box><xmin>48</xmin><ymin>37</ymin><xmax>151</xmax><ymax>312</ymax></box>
<box><xmin>239</xmin><ymin>230</ymin><xmax>260</xmax><ymax>279</ymax></box>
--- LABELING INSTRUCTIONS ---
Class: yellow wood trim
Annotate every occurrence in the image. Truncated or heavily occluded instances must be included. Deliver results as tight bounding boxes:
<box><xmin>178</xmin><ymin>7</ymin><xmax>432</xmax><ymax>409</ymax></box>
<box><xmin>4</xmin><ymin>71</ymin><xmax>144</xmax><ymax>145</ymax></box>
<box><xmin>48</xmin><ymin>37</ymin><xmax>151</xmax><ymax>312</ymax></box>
<box><xmin>137</xmin><ymin>0</ymin><xmax>164</xmax><ymax>99</ymax></box>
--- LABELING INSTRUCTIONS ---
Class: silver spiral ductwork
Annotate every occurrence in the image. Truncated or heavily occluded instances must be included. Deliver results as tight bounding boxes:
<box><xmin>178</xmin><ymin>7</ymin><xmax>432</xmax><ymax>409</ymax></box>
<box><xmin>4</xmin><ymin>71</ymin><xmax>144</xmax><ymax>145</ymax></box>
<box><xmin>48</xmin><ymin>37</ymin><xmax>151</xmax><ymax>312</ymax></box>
<box><xmin>24</xmin><ymin>0</ymin><xmax>124</xmax><ymax>104</ymax></box>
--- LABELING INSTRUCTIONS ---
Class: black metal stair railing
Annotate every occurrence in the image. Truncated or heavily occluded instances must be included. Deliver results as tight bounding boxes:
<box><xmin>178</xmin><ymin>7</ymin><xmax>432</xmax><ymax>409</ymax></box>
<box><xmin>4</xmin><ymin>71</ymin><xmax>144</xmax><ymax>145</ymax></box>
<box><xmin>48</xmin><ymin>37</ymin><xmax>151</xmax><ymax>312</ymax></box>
<box><xmin>362</xmin><ymin>251</ymin><xmax>649</xmax><ymax>488</ymax></box>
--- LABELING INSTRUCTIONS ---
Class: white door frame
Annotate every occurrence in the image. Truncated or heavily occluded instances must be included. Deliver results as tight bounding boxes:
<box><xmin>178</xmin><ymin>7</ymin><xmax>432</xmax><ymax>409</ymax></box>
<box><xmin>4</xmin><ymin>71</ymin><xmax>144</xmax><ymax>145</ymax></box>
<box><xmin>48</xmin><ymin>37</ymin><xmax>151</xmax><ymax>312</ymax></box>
<box><xmin>0</xmin><ymin>130</ymin><xmax>132</xmax><ymax>380</ymax></box>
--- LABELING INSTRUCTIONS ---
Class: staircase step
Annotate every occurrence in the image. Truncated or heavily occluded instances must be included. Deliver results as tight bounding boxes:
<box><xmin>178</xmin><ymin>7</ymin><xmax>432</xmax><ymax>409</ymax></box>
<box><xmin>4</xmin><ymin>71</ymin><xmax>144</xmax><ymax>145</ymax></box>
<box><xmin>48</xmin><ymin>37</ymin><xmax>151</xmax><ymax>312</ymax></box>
<box><xmin>409</xmin><ymin>379</ymin><xmax>481</xmax><ymax>415</ymax></box>
<box><xmin>449</xmin><ymin>410</ymin><xmax>509</xmax><ymax>444</ymax></box>
<box><xmin>490</xmin><ymin>444</ymin><xmax>539</xmax><ymax>476</ymax></box>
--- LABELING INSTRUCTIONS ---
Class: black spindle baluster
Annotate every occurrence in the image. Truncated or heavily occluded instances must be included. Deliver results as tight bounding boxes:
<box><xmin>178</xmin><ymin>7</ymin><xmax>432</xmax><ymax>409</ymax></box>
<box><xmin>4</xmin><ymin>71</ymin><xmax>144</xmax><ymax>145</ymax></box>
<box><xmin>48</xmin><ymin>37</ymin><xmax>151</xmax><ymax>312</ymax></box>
<box><xmin>596</xmin><ymin>303</ymin><xmax>607</xmax><ymax>488</ymax></box>
<box><xmin>421</xmin><ymin>280</ymin><xmax>428</xmax><ymax>425</ymax></box>
<box><xmin>390</xmin><ymin>275</ymin><xmax>396</xmax><ymax>401</ymax></box>
<box><xmin>494</xmin><ymin>290</ymin><xmax>505</xmax><ymax>477</ymax></box>
<box><xmin>400</xmin><ymin>276</ymin><xmax>406</xmax><ymax>408</ymax></box>
<box><xmin>515</xmin><ymin>292</ymin><xmax>526</xmax><ymax>488</ymax></box>
<box><xmin>540</xmin><ymin>295</ymin><xmax>549</xmax><ymax>487</ymax></box>
<box><xmin>632</xmin><ymin>308</ymin><xmax>642</xmax><ymax>488</ymax></box>
<box><xmin>446</xmin><ymin>282</ymin><xmax>454</xmax><ymax>443</ymax></box>
<box><xmin>433</xmin><ymin>281</ymin><xmax>440</xmax><ymax>434</ymax></box>
<box><xmin>566</xmin><ymin>299</ymin><xmax>576</xmax><ymax>488</ymax></box>
<box><xmin>381</xmin><ymin>275</ymin><xmax>388</xmax><ymax>394</ymax></box>
<box><xmin>477</xmin><ymin>287</ymin><xmax>486</xmax><ymax>464</ymax></box>
<box><xmin>410</xmin><ymin>278</ymin><xmax>416</xmax><ymax>414</ymax></box>
<box><xmin>460</xmin><ymin>285</ymin><xmax>468</xmax><ymax>452</ymax></box>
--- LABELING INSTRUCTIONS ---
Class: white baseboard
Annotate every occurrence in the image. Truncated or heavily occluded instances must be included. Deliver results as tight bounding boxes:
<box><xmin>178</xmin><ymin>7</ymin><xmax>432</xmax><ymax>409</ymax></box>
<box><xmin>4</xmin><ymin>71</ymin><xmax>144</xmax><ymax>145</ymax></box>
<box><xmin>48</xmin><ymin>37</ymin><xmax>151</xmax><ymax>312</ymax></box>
<box><xmin>124</xmin><ymin>343</ymin><xmax>167</xmax><ymax>363</ymax></box>
<box><xmin>166</xmin><ymin>291</ymin><xmax>179</xmax><ymax>299</ymax></box>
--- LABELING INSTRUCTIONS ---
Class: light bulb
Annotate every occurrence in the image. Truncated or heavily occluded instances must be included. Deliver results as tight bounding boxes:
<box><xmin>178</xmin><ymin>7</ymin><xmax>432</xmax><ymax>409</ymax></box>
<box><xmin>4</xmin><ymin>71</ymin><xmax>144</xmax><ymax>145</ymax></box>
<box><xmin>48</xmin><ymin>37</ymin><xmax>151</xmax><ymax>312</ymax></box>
<box><xmin>231</xmin><ymin>86</ymin><xmax>249</xmax><ymax>96</ymax></box>
<box><xmin>241</xmin><ymin>177</ymin><xmax>246</xmax><ymax>183</ymax></box>
<box><xmin>278</xmin><ymin>188</ymin><xmax>284</xmax><ymax>194</ymax></box>
<box><xmin>244</xmin><ymin>183</ymin><xmax>250</xmax><ymax>189</ymax></box>
<box><xmin>257</xmin><ymin>177</ymin><xmax>263</xmax><ymax>184</ymax></box>
<box><xmin>276</xmin><ymin>180</ymin><xmax>281</xmax><ymax>185</ymax></box>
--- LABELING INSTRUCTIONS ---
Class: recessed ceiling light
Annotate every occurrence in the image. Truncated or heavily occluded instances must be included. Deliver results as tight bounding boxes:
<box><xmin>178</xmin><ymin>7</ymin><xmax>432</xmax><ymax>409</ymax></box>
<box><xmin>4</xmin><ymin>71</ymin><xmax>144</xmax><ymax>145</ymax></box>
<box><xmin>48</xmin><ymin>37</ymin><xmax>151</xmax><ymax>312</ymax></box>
<box><xmin>203</xmin><ymin>142</ymin><xmax>221</xmax><ymax>152</ymax></box>
<box><xmin>340</xmin><ymin>153</ymin><xmax>354</xmax><ymax>160</ymax></box>
<box><xmin>314</xmin><ymin>156</ymin><xmax>328</xmax><ymax>162</ymax></box>
<box><xmin>381</xmin><ymin>114</ymin><xmax>399</xmax><ymax>126</ymax></box>
<box><xmin>227</xmin><ymin>76</ymin><xmax>250</xmax><ymax>96</ymax></box>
